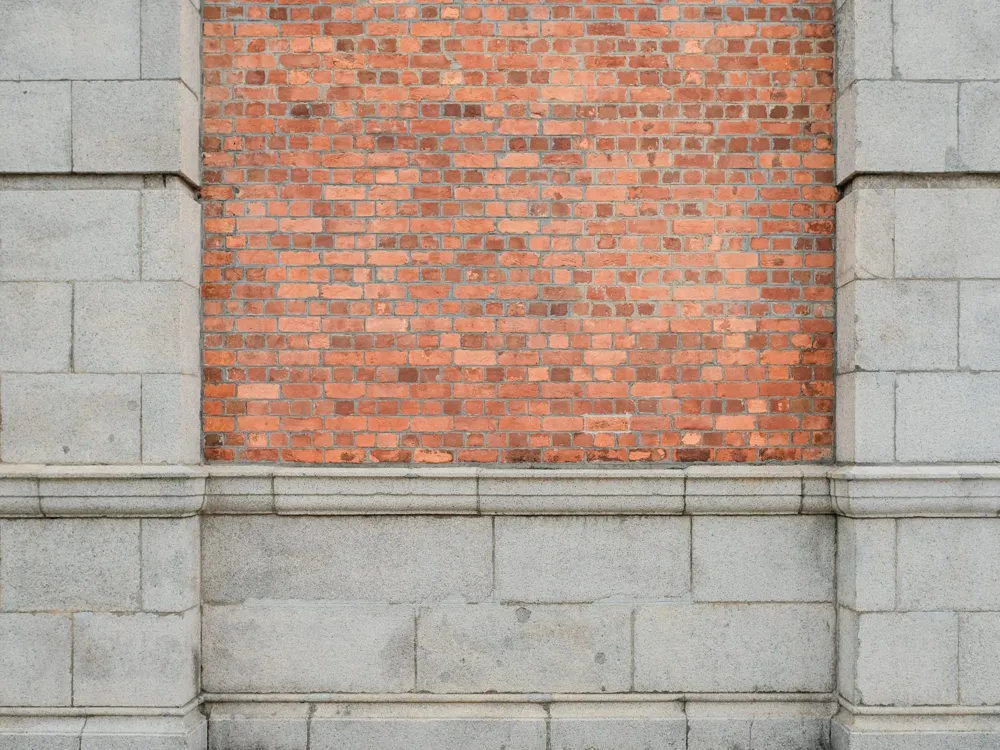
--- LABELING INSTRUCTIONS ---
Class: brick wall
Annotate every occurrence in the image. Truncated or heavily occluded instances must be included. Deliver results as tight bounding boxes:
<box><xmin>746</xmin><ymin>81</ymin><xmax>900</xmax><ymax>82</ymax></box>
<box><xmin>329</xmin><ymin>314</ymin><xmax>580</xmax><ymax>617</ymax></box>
<box><xmin>202</xmin><ymin>0</ymin><xmax>835</xmax><ymax>464</ymax></box>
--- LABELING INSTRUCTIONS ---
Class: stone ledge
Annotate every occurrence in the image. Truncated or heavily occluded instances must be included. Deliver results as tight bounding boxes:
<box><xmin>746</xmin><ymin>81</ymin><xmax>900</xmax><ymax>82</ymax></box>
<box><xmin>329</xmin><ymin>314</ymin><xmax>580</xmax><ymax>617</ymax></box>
<box><xmin>0</xmin><ymin>707</ymin><xmax>205</xmax><ymax>750</ymax></box>
<box><xmin>833</xmin><ymin>708</ymin><xmax>1000</xmax><ymax>749</ymax></box>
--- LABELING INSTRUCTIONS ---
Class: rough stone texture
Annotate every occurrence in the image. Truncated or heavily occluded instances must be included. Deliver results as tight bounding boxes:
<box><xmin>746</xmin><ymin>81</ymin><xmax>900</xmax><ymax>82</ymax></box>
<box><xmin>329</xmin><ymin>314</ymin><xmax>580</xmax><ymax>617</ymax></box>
<box><xmin>0</xmin><ymin>283</ymin><xmax>72</xmax><ymax>372</ymax></box>
<box><xmin>835</xmin><ymin>0</ymin><xmax>892</xmax><ymax>91</ymax></box>
<box><xmin>894</xmin><ymin>189</ymin><xmax>1000</xmax><ymax>279</ymax></box>
<box><xmin>0</xmin><ymin>518</ymin><xmax>140</xmax><ymax>611</ymax></box>
<box><xmin>0</xmin><ymin>718</ymin><xmax>85</xmax><ymax>750</ymax></box>
<box><xmin>202</xmin><ymin>604</ymin><xmax>415</xmax><ymax>693</ymax></box>
<box><xmin>0</xmin><ymin>374</ymin><xmax>141</xmax><ymax>463</ymax></box>
<box><xmin>202</xmin><ymin>515</ymin><xmax>492</xmax><ymax>603</ymax></box>
<box><xmin>0</xmin><ymin>83</ymin><xmax>71</xmax><ymax>172</ymax></box>
<box><xmin>74</xmin><ymin>282</ymin><xmax>199</xmax><ymax>375</ymax></box>
<box><xmin>141</xmin><ymin>517</ymin><xmax>200</xmax><ymax>612</ymax></box>
<box><xmin>548</xmin><ymin>704</ymin><xmax>686</xmax><ymax>750</ymax></box>
<box><xmin>141</xmin><ymin>184</ymin><xmax>202</xmax><ymax>287</ymax></box>
<box><xmin>142</xmin><ymin>374</ymin><xmax>202</xmax><ymax>465</ymax></box>
<box><xmin>835</xmin><ymin>189</ymin><xmax>894</xmax><ymax>286</ymax></box>
<box><xmin>0</xmin><ymin>0</ymin><xmax>140</xmax><ymax>80</ymax></box>
<box><xmin>692</xmin><ymin>516</ymin><xmax>834</xmax><ymax>602</ymax></box>
<box><xmin>495</xmin><ymin>516</ymin><xmax>689</xmax><ymax>603</ymax></box>
<box><xmin>310</xmin><ymin>704</ymin><xmax>547</xmax><ymax>750</ymax></box>
<box><xmin>141</xmin><ymin>0</ymin><xmax>201</xmax><ymax>91</ymax></box>
<box><xmin>893</xmin><ymin>0</ymin><xmax>1000</xmax><ymax>80</ymax></box>
<box><xmin>838</xmin><ymin>607</ymin><xmax>859</xmax><ymax>704</ymax></box>
<box><xmin>0</xmin><ymin>190</ymin><xmax>140</xmax><ymax>282</ymax></box>
<box><xmin>960</xmin><ymin>281</ymin><xmax>1000</xmax><ymax>370</ymax></box>
<box><xmin>837</xmin><ymin>518</ymin><xmax>896</xmax><ymax>612</ymax></box>
<box><xmin>835</xmin><ymin>372</ymin><xmax>895</xmax><ymax>464</ymax></box>
<box><xmin>960</xmin><ymin>83</ymin><xmax>1000</xmax><ymax>171</ymax></box>
<box><xmin>896</xmin><ymin>373</ymin><xmax>1000</xmax><ymax>462</ymax></box>
<box><xmin>897</xmin><ymin>519</ymin><xmax>1000</xmax><ymax>611</ymax></box>
<box><xmin>416</xmin><ymin>604</ymin><xmax>630</xmax><ymax>693</ymax></box>
<box><xmin>0</xmin><ymin>614</ymin><xmax>72</xmax><ymax>706</ymax></box>
<box><xmin>72</xmin><ymin>81</ymin><xmax>199</xmax><ymax>182</ymax></box>
<box><xmin>959</xmin><ymin>613</ymin><xmax>1000</xmax><ymax>706</ymax></box>
<box><xmin>207</xmin><ymin>704</ymin><xmax>309</xmax><ymax>750</ymax></box>
<box><xmin>634</xmin><ymin>603</ymin><xmax>835</xmax><ymax>693</ymax></box>
<box><xmin>855</xmin><ymin>612</ymin><xmax>959</xmax><ymax>706</ymax></box>
<box><xmin>687</xmin><ymin>703</ymin><xmax>833</xmax><ymax>750</ymax></box>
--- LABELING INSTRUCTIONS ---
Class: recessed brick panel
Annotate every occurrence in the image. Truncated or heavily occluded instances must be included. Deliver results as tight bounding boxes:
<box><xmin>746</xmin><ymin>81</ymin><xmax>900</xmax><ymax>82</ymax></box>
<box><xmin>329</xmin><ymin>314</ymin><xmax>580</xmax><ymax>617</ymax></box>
<box><xmin>202</xmin><ymin>0</ymin><xmax>835</xmax><ymax>464</ymax></box>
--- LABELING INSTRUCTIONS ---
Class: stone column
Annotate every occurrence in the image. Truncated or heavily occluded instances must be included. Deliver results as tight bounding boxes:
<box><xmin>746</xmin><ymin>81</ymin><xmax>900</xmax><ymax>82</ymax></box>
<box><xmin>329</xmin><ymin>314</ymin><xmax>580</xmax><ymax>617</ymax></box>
<box><xmin>0</xmin><ymin>0</ymin><xmax>204</xmax><ymax>745</ymax></box>
<box><xmin>834</xmin><ymin>0</ymin><xmax>1000</xmax><ymax>745</ymax></box>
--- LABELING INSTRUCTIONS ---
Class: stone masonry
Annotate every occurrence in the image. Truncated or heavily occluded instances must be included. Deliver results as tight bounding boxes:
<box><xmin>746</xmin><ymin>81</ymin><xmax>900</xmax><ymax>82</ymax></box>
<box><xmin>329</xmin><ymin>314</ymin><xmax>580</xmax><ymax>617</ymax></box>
<box><xmin>0</xmin><ymin>1</ymin><xmax>999</xmax><ymax>749</ymax></box>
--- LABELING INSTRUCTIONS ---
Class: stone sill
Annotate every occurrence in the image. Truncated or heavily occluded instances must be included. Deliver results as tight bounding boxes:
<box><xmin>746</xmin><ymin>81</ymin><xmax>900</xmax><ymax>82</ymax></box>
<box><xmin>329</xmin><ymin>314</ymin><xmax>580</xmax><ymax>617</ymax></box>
<box><xmin>0</xmin><ymin>464</ymin><xmax>998</xmax><ymax>517</ymax></box>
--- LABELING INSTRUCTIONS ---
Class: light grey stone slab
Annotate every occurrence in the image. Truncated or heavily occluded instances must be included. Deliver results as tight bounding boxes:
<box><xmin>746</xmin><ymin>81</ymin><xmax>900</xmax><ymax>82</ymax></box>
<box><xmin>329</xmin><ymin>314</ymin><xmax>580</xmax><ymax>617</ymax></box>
<box><xmin>274</xmin><ymin>471</ymin><xmax>478</xmax><ymax>514</ymax></box>
<box><xmin>895</xmin><ymin>189</ymin><xmax>1000</xmax><ymax>279</ymax></box>
<box><xmin>960</xmin><ymin>281</ymin><xmax>1000</xmax><ymax>370</ymax></box>
<box><xmin>0</xmin><ymin>718</ymin><xmax>84</xmax><ymax>749</ymax></box>
<box><xmin>684</xmin><ymin>471</ymin><xmax>802</xmax><ymax>514</ymax></box>
<box><xmin>835</xmin><ymin>372</ymin><xmax>895</xmax><ymax>464</ymax></box>
<box><xmin>0</xmin><ymin>613</ymin><xmax>71</xmax><ymax>706</ymax></box>
<box><xmin>960</xmin><ymin>613</ymin><xmax>1000</xmax><ymax>706</ymax></box>
<box><xmin>74</xmin><ymin>282</ymin><xmax>199</xmax><ymax>374</ymax></box>
<box><xmin>0</xmin><ymin>190</ymin><xmax>140</xmax><ymax>281</ymax></box>
<box><xmin>634</xmin><ymin>603</ymin><xmax>834</xmax><ymax>693</ymax></box>
<box><xmin>0</xmin><ymin>83</ymin><xmax>71</xmax><ymax>172</ymax></box>
<box><xmin>203</xmin><ymin>515</ymin><xmax>491</xmax><ymax>604</ymax></box>
<box><xmin>142</xmin><ymin>374</ymin><xmax>201</xmax><ymax>465</ymax></box>
<box><xmin>897</xmin><ymin>373</ymin><xmax>1000</xmax><ymax>463</ymax></box>
<box><xmin>549</xmin><ymin>703</ymin><xmax>686</xmax><ymax>750</ymax></box>
<box><xmin>894</xmin><ymin>0</ymin><xmax>1000</xmax><ymax>80</ymax></box>
<box><xmin>897</xmin><ymin>519</ymin><xmax>1000</xmax><ymax>611</ymax></box>
<box><xmin>479</xmin><ymin>471</ymin><xmax>684</xmax><ymax>514</ymax></box>
<box><xmin>202</xmin><ymin>604</ymin><xmax>415</xmax><ymax>693</ymax></box>
<box><xmin>416</xmin><ymin>604</ymin><xmax>630</xmax><ymax>693</ymax></box>
<box><xmin>837</xmin><ymin>82</ymin><xmax>958</xmax><ymax>183</ymax></box>
<box><xmin>838</xmin><ymin>280</ymin><xmax>958</xmax><ymax>373</ymax></box>
<box><xmin>835</xmin><ymin>730</ymin><xmax>1000</xmax><ymax>750</ymax></box>
<box><xmin>836</xmin><ymin>0</ymin><xmax>892</xmax><ymax>91</ymax></box>
<box><xmin>839</xmin><ymin>607</ymin><xmax>859</xmax><ymax>704</ymax></box>
<box><xmin>207</xmin><ymin>703</ymin><xmax>309</xmax><ymax>750</ymax></box>
<box><xmin>692</xmin><ymin>516</ymin><xmax>834</xmax><ymax>602</ymax></box>
<box><xmin>687</xmin><ymin>718</ymin><xmax>750</xmax><ymax>750</ymax></box>
<box><xmin>73</xmin><ymin>609</ymin><xmax>199</xmax><ymax>707</ymax></box>
<box><xmin>0</xmin><ymin>518</ymin><xmax>140</xmax><ymax>611</ymax></box>
<box><xmin>687</xmin><ymin>702</ymin><xmax>832</xmax><ymax>750</ymax></box>
<box><xmin>836</xmin><ymin>189</ymin><xmax>894</xmax><ymax>287</ymax></box>
<box><xmin>72</xmin><ymin>81</ymin><xmax>199</xmax><ymax>183</ymax></box>
<box><xmin>0</xmin><ymin>283</ymin><xmax>72</xmax><ymax>372</ymax></box>
<box><xmin>141</xmin><ymin>184</ymin><xmax>201</xmax><ymax>287</ymax></box>
<box><xmin>855</xmin><ymin>612</ymin><xmax>958</xmax><ymax>706</ymax></box>
<box><xmin>495</xmin><ymin>516</ymin><xmax>689</xmax><ymax>603</ymax></box>
<box><xmin>960</xmin><ymin>83</ymin><xmax>1000</xmax><ymax>172</ymax></box>
<box><xmin>0</xmin><ymin>0</ymin><xmax>140</xmax><ymax>80</ymax></box>
<box><xmin>310</xmin><ymin>704</ymin><xmax>547</xmax><ymax>750</ymax></box>
<box><xmin>142</xmin><ymin>517</ymin><xmax>200</xmax><ymax>612</ymax></box>
<box><xmin>80</xmin><ymin>712</ymin><xmax>206</xmax><ymax>750</ymax></box>
<box><xmin>837</xmin><ymin>518</ymin><xmax>895</xmax><ymax>612</ymax></box>
<box><xmin>141</xmin><ymin>0</ymin><xmax>202</xmax><ymax>92</ymax></box>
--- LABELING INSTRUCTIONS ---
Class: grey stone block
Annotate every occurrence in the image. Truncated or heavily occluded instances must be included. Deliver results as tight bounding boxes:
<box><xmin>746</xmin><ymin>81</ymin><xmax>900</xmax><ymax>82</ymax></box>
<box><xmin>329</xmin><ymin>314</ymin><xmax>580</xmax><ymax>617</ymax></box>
<box><xmin>894</xmin><ymin>0</ymin><xmax>1000</xmax><ymax>80</ymax></box>
<box><xmin>960</xmin><ymin>613</ymin><xmax>1000</xmax><ymax>706</ymax></box>
<box><xmin>310</xmin><ymin>704</ymin><xmax>547</xmax><ymax>750</ymax></box>
<box><xmin>0</xmin><ymin>283</ymin><xmax>71</xmax><ymax>372</ymax></box>
<box><xmin>0</xmin><ymin>190</ymin><xmax>140</xmax><ymax>281</ymax></box>
<box><xmin>836</xmin><ymin>189</ymin><xmax>894</xmax><ymax>287</ymax></box>
<box><xmin>80</xmin><ymin>712</ymin><xmax>206</xmax><ymax>750</ymax></box>
<box><xmin>479</xmin><ymin>471</ymin><xmax>684</xmax><ymax>514</ymax></box>
<box><xmin>141</xmin><ymin>0</ymin><xmax>202</xmax><ymax>92</ymax></box>
<box><xmin>416</xmin><ymin>604</ymin><xmax>630</xmax><ymax>693</ymax></box>
<box><xmin>634</xmin><ymin>603</ymin><xmax>834</xmax><ymax>692</ymax></box>
<box><xmin>208</xmin><ymin>704</ymin><xmax>309</xmax><ymax>750</ymax></box>
<box><xmin>837</xmin><ymin>82</ymin><xmax>958</xmax><ymax>183</ymax></box>
<box><xmin>839</xmin><ymin>606</ymin><xmax>859</xmax><ymax>703</ymax></box>
<box><xmin>837</xmin><ymin>518</ymin><xmax>896</xmax><ymax>612</ymax></box>
<box><xmin>960</xmin><ymin>83</ymin><xmax>1000</xmax><ymax>171</ymax></box>
<box><xmin>961</xmin><ymin>281</ymin><xmax>1000</xmax><ymax>370</ymax></box>
<box><xmin>549</xmin><ymin>703</ymin><xmax>686</xmax><ymax>750</ymax></box>
<box><xmin>0</xmin><ymin>83</ymin><xmax>71</xmax><ymax>172</ymax></box>
<box><xmin>834</xmin><ymin>729</ymin><xmax>1000</xmax><ymax>750</ymax></box>
<box><xmin>836</xmin><ymin>0</ymin><xmax>892</xmax><ymax>91</ymax></box>
<box><xmin>0</xmin><ymin>614</ymin><xmax>71</xmax><ymax>706</ymax></box>
<box><xmin>687</xmin><ymin>702</ymin><xmax>832</xmax><ymax>750</ymax></box>
<box><xmin>0</xmin><ymin>518</ymin><xmax>140</xmax><ymax>611</ymax></box>
<box><xmin>0</xmin><ymin>0</ymin><xmax>140</xmax><ymax>80</ymax></box>
<box><xmin>72</xmin><ymin>81</ymin><xmax>199</xmax><ymax>183</ymax></box>
<box><xmin>838</xmin><ymin>280</ymin><xmax>957</xmax><ymax>372</ymax></box>
<box><xmin>74</xmin><ymin>282</ymin><xmax>199</xmax><ymax>374</ymax></box>
<box><xmin>0</xmin><ymin>374</ymin><xmax>141</xmax><ymax>464</ymax></box>
<box><xmin>692</xmin><ymin>516</ymin><xmax>834</xmax><ymax>602</ymax></box>
<box><xmin>686</xmin><ymin>718</ymin><xmax>749</xmax><ymax>750</ymax></box>
<box><xmin>141</xmin><ymin>184</ymin><xmax>201</xmax><ymax>287</ymax></box>
<box><xmin>0</xmin><ymin>718</ymin><xmax>84</xmax><ymax>749</ymax></box>
<box><xmin>142</xmin><ymin>374</ymin><xmax>201</xmax><ymax>464</ymax></box>
<box><xmin>73</xmin><ymin>609</ymin><xmax>199</xmax><ymax>707</ymax></box>
<box><xmin>897</xmin><ymin>373</ymin><xmax>1000</xmax><ymax>462</ymax></box>
<box><xmin>142</xmin><ymin>517</ymin><xmax>200</xmax><ymax>612</ymax></box>
<box><xmin>684</xmin><ymin>469</ymin><xmax>803</xmax><ymax>513</ymax></box>
<box><xmin>895</xmin><ymin>189</ymin><xmax>1000</xmax><ymax>279</ymax></box>
<box><xmin>495</xmin><ymin>516</ymin><xmax>689</xmax><ymax>603</ymax></box>
<box><xmin>202</xmin><ymin>604</ymin><xmax>415</xmax><ymax>693</ymax></box>
<box><xmin>274</xmin><ymin>469</ymin><xmax>478</xmax><ymax>514</ymax></box>
<box><xmin>203</xmin><ymin>516</ymin><xmax>491</xmax><ymax>604</ymax></box>
<box><xmin>897</xmin><ymin>518</ymin><xmax>1000</xmax><ymax>611</ymax></box>
<box><xmin>836</xmin><ymin>372</ymin><xmax>895</xmax><ymax>464</ymax></box>
<box><xmin>855</xmin><ymin>612</ymin><xmax>958</xmax><ymax>706</ymax></box>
